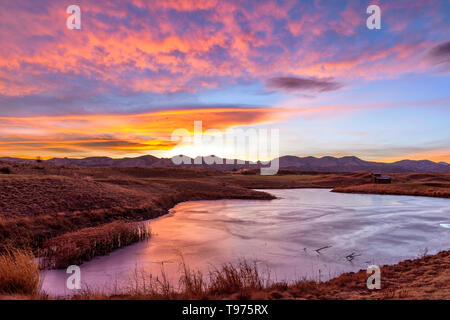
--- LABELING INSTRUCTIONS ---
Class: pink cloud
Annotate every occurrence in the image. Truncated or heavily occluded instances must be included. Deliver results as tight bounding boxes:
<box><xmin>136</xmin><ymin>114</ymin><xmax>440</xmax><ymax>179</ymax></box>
<box><xmin>0</xmin><ymin>0</ymin><xmax>447</xmax><ymax>97</ymax></box>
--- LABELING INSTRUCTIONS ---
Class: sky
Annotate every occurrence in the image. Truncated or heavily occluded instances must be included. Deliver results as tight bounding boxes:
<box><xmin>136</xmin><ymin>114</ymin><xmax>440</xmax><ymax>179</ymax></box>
<box><xmin>0</xmin><ymin>0</ymin><xmax>449</xmax><ymax>162</ymax></box>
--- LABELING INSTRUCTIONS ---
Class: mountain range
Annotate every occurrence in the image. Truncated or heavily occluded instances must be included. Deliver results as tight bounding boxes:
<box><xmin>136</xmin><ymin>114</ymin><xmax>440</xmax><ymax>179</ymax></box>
<box><xmin>1</xmin><ymin>155</ymin><xmax>449</xmax><ymax>173</ymax></box>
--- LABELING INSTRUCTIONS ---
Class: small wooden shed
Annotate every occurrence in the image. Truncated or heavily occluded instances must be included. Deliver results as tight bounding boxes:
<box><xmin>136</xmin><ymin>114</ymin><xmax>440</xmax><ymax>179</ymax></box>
<box><xmin>372</xmin><ymin>172</ymin><xmax>391</xmax><ymax>184</ymax></box>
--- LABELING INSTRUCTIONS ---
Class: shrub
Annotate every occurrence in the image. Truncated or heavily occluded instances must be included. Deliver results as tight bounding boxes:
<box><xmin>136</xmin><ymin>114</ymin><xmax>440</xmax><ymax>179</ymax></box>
<box><xmin>0</xmin><ymin>167</ymin><xmax>11</xmax><ymax>174</ymax></box>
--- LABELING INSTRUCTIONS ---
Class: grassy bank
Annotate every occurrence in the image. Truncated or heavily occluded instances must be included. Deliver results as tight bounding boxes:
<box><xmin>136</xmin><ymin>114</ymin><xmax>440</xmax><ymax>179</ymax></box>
<box><xmin>1</xmin><ymin>249</ymin><xmax>449</xmax><ymax>300</ymax></box>
<box><xmin>333</xmin><ymin>173</ymin><xmax>450</xmax><ymax>198</ymax></box>
<box><xmin>333</xmin><ymin>182</ymin><xmax>450</xmax><ymax>198</ymax></box>
<box><xmin>40</xmin><ymin>221</ymin><xmax>151</xmax><ymax>269</ymax></box>
<box><xmin>0</xmin><ymin>248</ymin><xmax>41</xmax><ymax>297</ymax></box>
<box><xmin>68</xmin><ymin>250</ymin><xmax>450</xmax><ymax>300</ymax></box>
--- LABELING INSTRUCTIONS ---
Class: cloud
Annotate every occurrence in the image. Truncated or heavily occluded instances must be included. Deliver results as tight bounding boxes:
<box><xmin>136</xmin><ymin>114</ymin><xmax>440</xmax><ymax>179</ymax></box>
<box><xmin>0</xmin><ymin>106</ymin><xmax>297</xmax><ymax>158</ymax></box>
<box><xmin>368</xmin><ymin>146</ymin><xmax>450</xmax><ymax>163</ymax></box>
<box><xmin>266</xmin><ymin>76</ymin><xmax>342</xmax><ymax>93</ymax></box>
<box><xmin>0</xmin><ymin>0</ymin><xmax>448</xmax><ymax>162</ymax></box>
<box><xmin>0</xmin><ymin>0</ymin><xmax>447</xmax><ymax>100</ymax></box>
<box><xmin>428</xmin><ymin>41</ymin><xmax>450</xmax><ymax>68</ymax></box>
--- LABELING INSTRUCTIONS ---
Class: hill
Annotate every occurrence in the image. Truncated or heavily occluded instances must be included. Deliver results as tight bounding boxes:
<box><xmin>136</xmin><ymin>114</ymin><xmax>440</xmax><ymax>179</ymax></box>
<box><xmin>1</xmin><ymin>154</ymin><xmax>448</xmax><ymax>172</ymax></box>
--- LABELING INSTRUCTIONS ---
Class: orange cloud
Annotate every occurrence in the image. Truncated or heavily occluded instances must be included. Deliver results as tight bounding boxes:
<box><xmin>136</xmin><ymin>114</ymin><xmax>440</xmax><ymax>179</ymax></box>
<box><xmin>0</xmin><ymin>107</ymin><xmax>297</xmax><ymax>158</ymax></box>
<box><xmin>379</xmin><ymin>148</ymin><xmax>450</xmax><ymax>163</ymax></box>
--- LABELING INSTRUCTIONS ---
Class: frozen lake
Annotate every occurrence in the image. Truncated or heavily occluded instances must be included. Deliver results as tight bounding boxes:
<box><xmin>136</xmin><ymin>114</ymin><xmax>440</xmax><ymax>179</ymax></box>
<box><xmin>41</xmin><ymin>189</ymin><xmax>450</xmax><ymax>296</ymax></box>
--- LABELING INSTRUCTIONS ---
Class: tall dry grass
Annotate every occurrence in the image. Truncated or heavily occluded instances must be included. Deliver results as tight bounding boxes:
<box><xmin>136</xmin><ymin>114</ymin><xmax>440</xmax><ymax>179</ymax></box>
<box><xmin>40</xmin><ymin>221</ymin><xmax>151</xmax><ymax>269</ymax></box>
<box><xmin>208</xmin><ymin>260</ymin><xmax>265</xmax><ymax>295</ymax></box>
<box><xmin>73</xmin><ymin>258</ymin><xmax>271</xmax><ymax>300</ymax></box>
<box><xmin>0</xmin><ymin>248</ymin><xmax>41</xmax><ymax>295</ymax></box>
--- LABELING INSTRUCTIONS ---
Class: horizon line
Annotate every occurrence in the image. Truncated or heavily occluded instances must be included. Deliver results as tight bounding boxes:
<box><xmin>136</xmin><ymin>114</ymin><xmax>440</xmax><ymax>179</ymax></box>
<box><xmin>1</xmin><ymin>154</ymin><xmax>447</xmax><ymax>165</ymax></box>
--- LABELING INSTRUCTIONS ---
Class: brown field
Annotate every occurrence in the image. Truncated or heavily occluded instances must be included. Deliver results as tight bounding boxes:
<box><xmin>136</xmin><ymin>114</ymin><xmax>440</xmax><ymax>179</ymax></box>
<box><xmin>333</xmin><ymin>172</ymin><xmax>450</xmax><ymax>198</ymax></box>
<box><xmin>0</xmin><ymin>161</ymin><xmax>273</xmax><ymax>252</ymax></box>
<box><xmin>0</xmin><ymin>160</ymin><xmax>449</xmax><ymax>299</ymax></box>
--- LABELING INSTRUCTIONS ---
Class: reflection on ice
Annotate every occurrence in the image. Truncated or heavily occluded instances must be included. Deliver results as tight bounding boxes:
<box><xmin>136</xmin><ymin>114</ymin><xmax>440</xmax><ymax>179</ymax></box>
<box><xmin>41</xmin><ymin>189</ymin><xmax>450</xmax><ymax>297</ymax></box>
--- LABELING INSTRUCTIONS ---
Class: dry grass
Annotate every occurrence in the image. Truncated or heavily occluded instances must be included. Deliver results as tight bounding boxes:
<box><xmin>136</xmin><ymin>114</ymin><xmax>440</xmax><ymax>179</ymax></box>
<box><xmin>72</xmin><ymin>258</ymin><xmax>269</xmax><ymax>300</ymax></box>
<box><xmin>207</xmin><ymin>260</ymin><xmax>265</xmax><ymax>296</ymax></box>
<box><xmin>40</xmin><ymin>221</ymin><xmax>151</xmax><ymax>269</ymax></box>
<box><xmin>0</xmin><ymin>248</ymin><xmax>41</xmax><ymax>296</ymax></box>
<box><xmin>219</xmin><ymin>172</ymin><xmax>373</xmax><ymax>189</ymax></box>
<box><xmin>0</xmin><ymin>175</ymin><xmax>150</xmax><ymax>218</ymax></box>
<box><xmin>1</xmin><ymin>250</ymin><xmax>450</xmax><ymax>300</ymax></box>
<box><xmin>68</xmin><ymin>250</ymin><xmax>450</xmax><ymax>300</ymax></box>
<box><xmin>334</xmin><ymin>182</ymin><xmax>450</xmax><ymax>198</ymax></box>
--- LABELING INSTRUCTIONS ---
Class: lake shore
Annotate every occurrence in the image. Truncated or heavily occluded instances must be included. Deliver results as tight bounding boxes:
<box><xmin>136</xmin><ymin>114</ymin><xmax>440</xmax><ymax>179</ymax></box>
<box><xmin>1</xmin><ymin>160</ymin><xmax>449</xmax><ymax>275</ymax></box>
<box><xmin>109</xmin><ymin>248</ymin><xmax>450</xmax><ymax>300</ymax></box>
<box><xmin>1</xmin><ymin>249</ymin><xmax>449</xmax><ymax>300</ymax></box>
<box><xmin>252</xmin><ymin>249</ymin><xmax>450</xmax><ymax>300</ymax></box>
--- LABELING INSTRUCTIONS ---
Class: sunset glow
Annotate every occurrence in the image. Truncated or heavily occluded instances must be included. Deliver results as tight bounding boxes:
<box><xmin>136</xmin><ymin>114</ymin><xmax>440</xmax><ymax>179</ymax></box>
<box><xmin>1</xmin><ymin>0</ymin><xmax>449</xmax><ymax>161</ymax></box>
